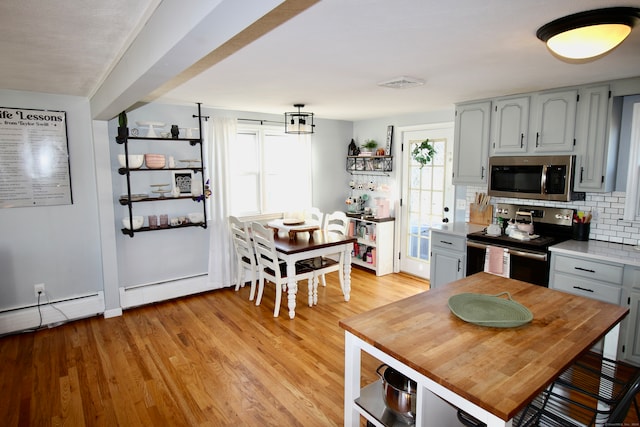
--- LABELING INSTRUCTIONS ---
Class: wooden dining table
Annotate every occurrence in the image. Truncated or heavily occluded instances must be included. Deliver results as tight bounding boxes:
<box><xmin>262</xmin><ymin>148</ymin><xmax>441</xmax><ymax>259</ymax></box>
<box><xmin>340</xmin><ymin>272</ymin><xmax>630</xmax><ymax>426</ymax></box>
<box><xmin>273</xmin><ymin>229</ymin><xmax>357</xmax><ymax>319</ymax></box>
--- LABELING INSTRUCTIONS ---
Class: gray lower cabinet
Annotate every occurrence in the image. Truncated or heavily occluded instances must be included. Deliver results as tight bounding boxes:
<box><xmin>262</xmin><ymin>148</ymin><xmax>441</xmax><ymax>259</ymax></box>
<box><xmin>549</xmin><ymin>253</ymin><xmax>623</xmax><ymax>305</ymax></box>
<box><xmin>430</xmin><ymin>230</ymin><xmax>466</xmax><ymax>288</ymax></box>
<box><xmin>550</xmin><ymin>252</ymin><xmax>640</xmax><ymax>366</ymax></box>
<box><xmin>621</xmin><ymin>266</ymin><xmax>640</xmax><ymax>365</ymax></box>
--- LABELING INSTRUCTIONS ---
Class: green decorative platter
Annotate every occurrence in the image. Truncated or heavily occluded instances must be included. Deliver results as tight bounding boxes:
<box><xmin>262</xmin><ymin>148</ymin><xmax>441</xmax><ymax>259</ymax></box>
<box><xmin>448</xmin><ymin>292</ymin><xmax>533</xmax><ymax>328</ymax></box>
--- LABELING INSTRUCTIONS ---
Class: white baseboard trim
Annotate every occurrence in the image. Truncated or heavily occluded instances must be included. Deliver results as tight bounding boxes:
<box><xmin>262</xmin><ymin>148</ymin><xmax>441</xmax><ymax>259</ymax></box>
<box><xmin>119</xmin><ymin>274</ymin><xmax>222</xmax><ymax>309</ymax></box>
<box><xmin>0</xmin><ymin>292</ymin><xmax>105</xmax><ymax>336</ymax></box>
<box><xmin>103</xmin><ymin>307</ymin><xmax>123</xmax><ymax>318</ymax></box>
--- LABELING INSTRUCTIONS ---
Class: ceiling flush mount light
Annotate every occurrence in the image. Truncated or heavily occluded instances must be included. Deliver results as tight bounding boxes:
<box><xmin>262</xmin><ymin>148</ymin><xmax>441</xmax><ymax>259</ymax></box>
<box><xmin>377</xmin><ymin>76</ymin><xmax>425</xmax><ymax>89</ymax></box>
<box><xmin>285</xmin><ymin>104</ymin><xmax>315</xmax><ymax>134</ymax></box>
<box><xmin>536</xmin><ymin>7</ymin><xmax>640</xmax><ymax>61</ymax></box>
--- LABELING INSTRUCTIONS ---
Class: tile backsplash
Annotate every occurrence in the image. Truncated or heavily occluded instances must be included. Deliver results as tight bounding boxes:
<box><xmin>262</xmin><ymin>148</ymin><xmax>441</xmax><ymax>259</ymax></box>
<box><xmin>465</xmin><ymin>186</ymin><xmax>640</xmax><ymax>246</ymax></box>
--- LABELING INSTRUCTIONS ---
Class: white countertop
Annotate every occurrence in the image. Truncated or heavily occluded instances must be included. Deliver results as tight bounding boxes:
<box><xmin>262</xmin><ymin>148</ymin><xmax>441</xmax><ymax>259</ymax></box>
<box><xmin>550</xmin><ymin>239</ymin><xmax>640</xmax><ymax>267</ymax></box>
<box><xmin>430</xmin><ymin>222</ymin><xmax>486</xmax><ymax>237</ymax></box>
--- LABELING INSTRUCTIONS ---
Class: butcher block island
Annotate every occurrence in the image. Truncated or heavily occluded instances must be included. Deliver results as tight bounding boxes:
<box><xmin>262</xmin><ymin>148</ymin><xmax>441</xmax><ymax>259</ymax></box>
<box><xmin>339</xmin><ymin>272</ymin><xmax>629</xmax><ymax>427</ymax></box>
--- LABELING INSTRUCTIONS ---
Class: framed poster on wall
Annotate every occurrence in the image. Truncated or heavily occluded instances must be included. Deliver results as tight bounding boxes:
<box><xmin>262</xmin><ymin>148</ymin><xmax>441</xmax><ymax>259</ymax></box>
<box><xmin>0</xmin><ymin>107</ymin><xmax>72</xmax><ymax>208</ymax></box>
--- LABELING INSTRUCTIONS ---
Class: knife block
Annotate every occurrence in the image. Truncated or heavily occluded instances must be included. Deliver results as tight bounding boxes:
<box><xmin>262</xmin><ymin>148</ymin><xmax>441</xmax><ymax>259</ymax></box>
<box><xmin>469</xmin><ymin>203</ymin><xmax>493</xmax><ymax>226</ymax></box>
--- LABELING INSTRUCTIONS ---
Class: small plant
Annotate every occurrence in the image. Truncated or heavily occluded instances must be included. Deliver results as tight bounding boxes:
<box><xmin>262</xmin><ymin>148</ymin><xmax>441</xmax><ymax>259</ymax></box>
<box><xmin>411</xmin><ymin>139</ymin><xmax>436</xmax><ymax>168</ymax></box>
<box><xmin>118</xmin><ymin>111</ymin><xmax>128</xmax><ymax>128</ymax></box>
<box><xmin>362</xmin><ymin>139</ymin><xmax>377</xmax><ymax>150</ymax></box>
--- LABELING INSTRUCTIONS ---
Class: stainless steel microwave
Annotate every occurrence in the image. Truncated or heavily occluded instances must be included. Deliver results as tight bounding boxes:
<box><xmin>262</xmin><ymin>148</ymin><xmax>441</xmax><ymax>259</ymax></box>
<box><xmin>488</xmin><ymin>155</ymin><xmax>585</xmax><ymax>202</ymax></box>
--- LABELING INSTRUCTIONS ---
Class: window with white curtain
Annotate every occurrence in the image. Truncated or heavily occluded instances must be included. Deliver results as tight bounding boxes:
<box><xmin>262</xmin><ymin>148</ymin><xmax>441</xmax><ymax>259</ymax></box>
<box><xmin>228</xmin><ymin>125</ymin><xmax>312</xmax><ymax>215</ymax></box>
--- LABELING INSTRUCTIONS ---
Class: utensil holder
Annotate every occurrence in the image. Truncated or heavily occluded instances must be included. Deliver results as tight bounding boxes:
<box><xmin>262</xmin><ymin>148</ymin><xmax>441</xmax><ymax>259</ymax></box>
<box><xmin>572</xmin><ymin>222</ymin><xmax>590</xmax><ymax>241</ymax></box>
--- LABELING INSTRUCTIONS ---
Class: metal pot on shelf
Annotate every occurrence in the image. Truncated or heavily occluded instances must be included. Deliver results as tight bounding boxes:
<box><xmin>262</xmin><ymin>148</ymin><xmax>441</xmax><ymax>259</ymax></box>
<box><xmin>376</xmin><ymin>364</ymin><xmax>416</xmax><ymax>420</ymax></box>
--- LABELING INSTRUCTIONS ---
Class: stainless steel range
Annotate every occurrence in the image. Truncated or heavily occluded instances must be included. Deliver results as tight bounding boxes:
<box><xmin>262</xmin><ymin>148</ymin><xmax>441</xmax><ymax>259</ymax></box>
<box><xmin>466</xmin><ymin>203</ymin><xmax>574</xmax><ymax>286</ymax></box>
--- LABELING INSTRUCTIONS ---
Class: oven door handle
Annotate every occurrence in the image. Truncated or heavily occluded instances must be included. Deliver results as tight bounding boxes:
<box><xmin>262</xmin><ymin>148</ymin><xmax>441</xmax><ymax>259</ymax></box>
<box><xmin>466</xmin><ymin>240</ymin><xmax>548</xmax><ymax>261</ymax></box>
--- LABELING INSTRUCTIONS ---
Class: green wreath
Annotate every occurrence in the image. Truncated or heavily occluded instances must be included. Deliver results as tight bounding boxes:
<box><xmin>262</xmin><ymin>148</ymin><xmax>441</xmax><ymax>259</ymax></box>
<box><xmin>411</xmin><ymin>139</ymin><xmax>436</xmax><ymax>168</ymax></box>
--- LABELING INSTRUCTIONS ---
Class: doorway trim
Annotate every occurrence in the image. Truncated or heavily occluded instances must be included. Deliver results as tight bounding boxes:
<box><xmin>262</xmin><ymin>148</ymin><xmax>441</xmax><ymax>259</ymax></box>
<box><xmin>394</xmin><ymin>122</ymin><xmax>455</xmax><ymax>276</ymax></box>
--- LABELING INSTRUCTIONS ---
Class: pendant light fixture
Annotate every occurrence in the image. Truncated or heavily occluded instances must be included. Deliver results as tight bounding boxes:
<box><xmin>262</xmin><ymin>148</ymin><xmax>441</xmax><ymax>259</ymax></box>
<box><xmin>536</xmin><ymin>7</ymin><xmax>640</xmax><ymax>61</ymax></box>
<box><xmin>285</xmin><ymin>104</ymin><xmax>314</xmax><ymax>134</ymax></box>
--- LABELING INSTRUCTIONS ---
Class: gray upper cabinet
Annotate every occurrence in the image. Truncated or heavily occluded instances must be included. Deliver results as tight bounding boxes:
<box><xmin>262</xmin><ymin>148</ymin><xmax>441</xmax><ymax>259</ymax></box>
<box><xmin>532</xmin><ymin>89</ymin><xmax>578</xmax><ymax>153</ymax></box>
<box><xmin>453</xmin><ymin>101</ymin><xmax>491</xmax><ymax>185</ymax></box>
<box><xmin>487</xmin><ymin>89</ymin><xmax>578</xmax><ymax>156</ymax></box>
<box><xmin>574</xmin><ymin>84</ymin><xmax>620</xmax><ymax>193</ymax></box>
<box><xmin>492</xmin><ymin>95</ymin><xmax>530</xmax><ymax>154</ymax></box>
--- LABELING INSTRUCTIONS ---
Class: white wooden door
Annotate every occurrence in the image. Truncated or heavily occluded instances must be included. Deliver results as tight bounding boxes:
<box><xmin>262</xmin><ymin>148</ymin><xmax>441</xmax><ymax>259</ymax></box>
<box><xmin>399</xmin><ymin>124</ymin><xmax>455</xmax><ymax>278</ymax></box>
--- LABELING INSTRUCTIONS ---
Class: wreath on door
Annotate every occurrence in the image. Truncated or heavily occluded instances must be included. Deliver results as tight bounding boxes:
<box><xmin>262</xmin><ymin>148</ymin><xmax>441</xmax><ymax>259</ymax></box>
<box><xmin>411</xmin><ymin>139</ymin><xmax>436</xmax><ymax>168</ymax></box>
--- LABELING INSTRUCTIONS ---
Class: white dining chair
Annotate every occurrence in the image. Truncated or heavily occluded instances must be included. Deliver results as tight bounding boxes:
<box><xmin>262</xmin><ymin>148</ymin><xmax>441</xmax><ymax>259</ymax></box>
<box><xmin>308</xmin><ymin>211</ymin><xmax>350</xmax><ymax>294</ymax></box>
<box><xmin>228</xmin><ymin>216</ymin><xmax>259</xmax><ymax>300</ymax></box>
<box><xmin>305</xmin><ymin>207</ymin><xmax>324</xmax><ymax>229</ymax></box>
<box><xmin>251</xmin><ymin>222</ymin><xmax>315</xmax><ymax>317</ymax></box>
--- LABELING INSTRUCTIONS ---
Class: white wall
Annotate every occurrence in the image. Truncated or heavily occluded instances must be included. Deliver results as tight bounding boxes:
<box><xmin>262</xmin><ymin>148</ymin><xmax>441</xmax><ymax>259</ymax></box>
<box><xmin>0</xmin><ymin>90</ymin><xmax>103</xmax><ymax>311</ymax></box>
<box><xmin>310</xmin><ymin>117</ymin><xmax>353</xmax><ymax>213</ymax></box>
<box><xmin>0</xmin><ymin>94</ymin><xmax>354</xmax><ymax>333</ymax></box>
<box><xmin>109</xmin><ymin>102</ymin><xmax>354</xmax><ymax>291</ymax></box>
<box><xmin>351</xmin><ymin>109</ymin><xmax>455</xmax><ymax>218</ymax></box>
<box><xmin>615</xmin><ymin>95</ymin><xmax>640</xmax><ymax>190</ymax></box>
<box><xmin>108</xmin><ymin>103</ymin><xmax>210</xmax><ymax>288</ymax></box>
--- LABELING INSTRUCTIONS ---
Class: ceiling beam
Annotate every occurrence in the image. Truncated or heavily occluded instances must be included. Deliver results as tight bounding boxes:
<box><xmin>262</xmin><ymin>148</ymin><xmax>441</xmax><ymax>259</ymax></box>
<box><xmin>90</xmin><ymin>0</ymin><xmax>317</xmax><ymax>121</ymax></box>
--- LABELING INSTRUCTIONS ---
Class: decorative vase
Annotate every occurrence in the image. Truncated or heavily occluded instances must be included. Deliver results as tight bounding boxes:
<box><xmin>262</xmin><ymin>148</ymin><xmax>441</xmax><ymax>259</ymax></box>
<box><xmin>191</xmin><ymin>179</ymin><xmax>203</xmax><ymax>198</ymax></box>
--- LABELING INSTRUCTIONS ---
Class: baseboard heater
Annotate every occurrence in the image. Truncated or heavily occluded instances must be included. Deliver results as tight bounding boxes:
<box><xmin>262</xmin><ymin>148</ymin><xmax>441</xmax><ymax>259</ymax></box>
<box><xmin>0</xmin><ymin>291</ymin><xmax>105</xmax><ymax>336</ymax></box>
<box><xmin>119</xmin><ymin>273</ymin><xmax>218</xmax><ymax>309</ymax></box>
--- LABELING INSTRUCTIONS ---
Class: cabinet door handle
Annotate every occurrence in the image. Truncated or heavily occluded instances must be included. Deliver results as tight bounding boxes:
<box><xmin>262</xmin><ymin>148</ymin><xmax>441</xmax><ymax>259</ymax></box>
<box><xmin>457</xmin><ymin>259</ymin><xmax>461</xmax><ymax>272</ymax></box>
<box><xmin>536</xmin><ymin>132</ymin><xmax>540</xmax><ymax>147</ymax></box>
<box><xmin>520</xmin><ymin>133</ymin><xmax>524</xmax><ymax>148</ymax></box>
<box><xmin>481</xmin><ymin>166</ymin><xmax>485</xmax><ymax>179</ymax></box>
<box><xmin>574</xmin><ymin>266</ymin><xmax>595</xmax><ymax>273</ymax></box>
<box><xmin>580</xmin><ymin>167</ymin><xmax>584</xmax><ymax>183</ymax></box>
<box><xmin>573</xmin><ymin>285</ymin><xmax>594</xmax><ymax>293</ymax></box>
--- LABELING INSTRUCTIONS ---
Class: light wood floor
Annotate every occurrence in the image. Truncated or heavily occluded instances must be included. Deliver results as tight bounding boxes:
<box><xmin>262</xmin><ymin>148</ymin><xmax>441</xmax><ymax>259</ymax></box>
<box><xmin>0</xmin><ymin>267</ymin><xmax>428</xmax><ymax>426</ymax></box>
<box><xmin>4</xmin><ymin>269</ymin><xmax>638</xmax><ymax>427</ymax></box>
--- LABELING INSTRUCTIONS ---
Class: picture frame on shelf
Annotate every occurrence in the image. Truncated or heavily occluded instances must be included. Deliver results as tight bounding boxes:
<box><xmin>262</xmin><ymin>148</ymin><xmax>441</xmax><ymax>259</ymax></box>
<box><xmin>172</xmin><ymin>171</ymin><xmax>193</xmax><ymax>195</ymax></box>
<box><xmin>385</xmin><ymin>125</ymin><xmax>393</xmax><ymax>155</ymax></box>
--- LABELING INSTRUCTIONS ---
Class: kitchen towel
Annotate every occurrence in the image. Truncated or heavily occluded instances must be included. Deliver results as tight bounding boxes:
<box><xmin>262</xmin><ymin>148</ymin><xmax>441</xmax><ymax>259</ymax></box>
<box><xmin>485</xmin><ymin>246</ymin><xmax>510</xmax><ymax>278</ymax></box>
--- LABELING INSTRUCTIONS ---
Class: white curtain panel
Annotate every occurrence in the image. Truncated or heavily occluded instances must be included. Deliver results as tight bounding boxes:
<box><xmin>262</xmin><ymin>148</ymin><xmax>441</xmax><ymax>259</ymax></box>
<box><xmin>207</xmin><ymin>117</ymin><xmax>237</xmax><ymax>289</ymax></box>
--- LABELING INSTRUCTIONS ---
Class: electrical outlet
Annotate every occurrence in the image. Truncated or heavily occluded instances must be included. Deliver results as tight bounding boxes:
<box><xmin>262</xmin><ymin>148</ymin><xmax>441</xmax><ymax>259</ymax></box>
<box><xmin>34</xmin><ymin>283</ymin><xmax>45</xmax><ymax>297</ymax></box>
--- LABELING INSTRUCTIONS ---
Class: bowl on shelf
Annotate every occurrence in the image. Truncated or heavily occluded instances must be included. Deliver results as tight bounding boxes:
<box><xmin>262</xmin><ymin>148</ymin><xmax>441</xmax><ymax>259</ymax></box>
<box><xmin>122</xmin><ymin>216</ymin><xmax>144</xmax><ymax>230</ymax></box>
<box><xmin>188</xmin><ymin>212</ymin><xmax>205</xmax><ymax>224</ymax></box>
<box><xmin>117</xmin><ymin>154</ymin><xmax>144</xmax><ymax>169</ymax></box>
<box><xmin>144</xmin><ymin>153</ymin><xmax>165</xmax><ymax>169</ymax></box>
